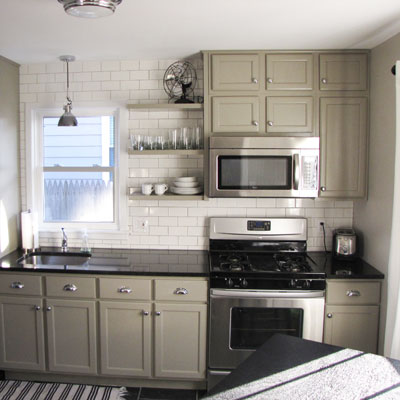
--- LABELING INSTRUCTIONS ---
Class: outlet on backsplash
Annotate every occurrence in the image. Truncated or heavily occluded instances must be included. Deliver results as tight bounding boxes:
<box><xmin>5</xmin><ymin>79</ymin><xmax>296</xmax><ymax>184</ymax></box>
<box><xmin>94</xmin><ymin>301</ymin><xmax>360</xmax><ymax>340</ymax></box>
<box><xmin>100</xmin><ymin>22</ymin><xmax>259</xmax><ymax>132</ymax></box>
<box><xmin>132</xmin><ymin>218</ymin><xmax>149</xmax><ymax>234</ymax></box>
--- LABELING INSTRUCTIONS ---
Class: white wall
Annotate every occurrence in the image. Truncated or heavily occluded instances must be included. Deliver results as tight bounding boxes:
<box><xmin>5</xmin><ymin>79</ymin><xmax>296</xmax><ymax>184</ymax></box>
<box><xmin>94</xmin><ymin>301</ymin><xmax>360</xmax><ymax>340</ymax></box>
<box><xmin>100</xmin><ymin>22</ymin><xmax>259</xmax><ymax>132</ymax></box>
<box><xmin>0</xmin><ymin>56</ymin><xmax>20</xmax><ymax>257</ymax></box>
<box><xmin>354</xmin><ymin>32</ymin><xmax>400</xmax><ymax>354</ymax></box>
<box><xmin>19</xmin><ymin>56</ymin><xmax>353</xmax><ymax>250</ymax></box>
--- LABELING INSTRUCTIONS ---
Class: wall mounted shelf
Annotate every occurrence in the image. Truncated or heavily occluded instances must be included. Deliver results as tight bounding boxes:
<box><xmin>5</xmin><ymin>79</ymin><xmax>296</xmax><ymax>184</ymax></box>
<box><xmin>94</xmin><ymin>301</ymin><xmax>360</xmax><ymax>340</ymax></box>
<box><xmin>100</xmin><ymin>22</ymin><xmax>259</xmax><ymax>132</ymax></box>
<box><xmin>128</xmin><ymin>149</ymin><xmax>203</xmax><ymax>155</ymax></box>
<box><xmin>129</xmin><ymin>193</ymin><xmax>204</xmax><ymax>201</ymax></box>
<box><xmin>127</xmin><ymin>103</ymin><xmax>203</xmax><ymax>111</ymax></box>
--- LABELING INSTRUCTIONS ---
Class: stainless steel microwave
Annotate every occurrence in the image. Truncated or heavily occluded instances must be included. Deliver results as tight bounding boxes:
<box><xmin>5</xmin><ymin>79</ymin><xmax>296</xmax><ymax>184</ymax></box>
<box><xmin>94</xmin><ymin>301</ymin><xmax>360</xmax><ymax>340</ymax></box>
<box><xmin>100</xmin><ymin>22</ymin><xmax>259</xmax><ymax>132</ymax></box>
<box><xmin>209</xmin><ymin>136</ymin><xmax>319</xmax><ymax>198</ymax></box>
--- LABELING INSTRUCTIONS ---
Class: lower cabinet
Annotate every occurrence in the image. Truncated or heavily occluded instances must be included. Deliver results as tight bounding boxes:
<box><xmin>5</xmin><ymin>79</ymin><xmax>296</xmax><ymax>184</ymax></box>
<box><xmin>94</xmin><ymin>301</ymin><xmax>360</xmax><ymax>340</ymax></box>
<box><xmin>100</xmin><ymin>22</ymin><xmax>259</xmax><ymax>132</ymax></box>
<box><xmin>0</xmin><ymin>296</ymin><xmax>45</xmax><ymax>371</ymax></box>
<box><xmin>323</xmin><ymin>280</ymin><xmax>381</xmax><ymax>353</ymax></box>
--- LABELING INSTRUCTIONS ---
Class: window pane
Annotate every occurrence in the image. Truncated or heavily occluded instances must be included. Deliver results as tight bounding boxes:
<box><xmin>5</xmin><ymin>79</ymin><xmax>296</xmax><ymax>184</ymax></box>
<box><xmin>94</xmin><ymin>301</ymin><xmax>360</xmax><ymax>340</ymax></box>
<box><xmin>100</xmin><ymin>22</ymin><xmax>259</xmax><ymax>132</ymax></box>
<box><xmin>44</xmin><ymin>172</ymin><xmax>114</xmax><ymax>222</ymax></box>
<box><xmin>43</xmin><ymin>116</ymin><xmax>115</xmax><ymax>167</ymax></box>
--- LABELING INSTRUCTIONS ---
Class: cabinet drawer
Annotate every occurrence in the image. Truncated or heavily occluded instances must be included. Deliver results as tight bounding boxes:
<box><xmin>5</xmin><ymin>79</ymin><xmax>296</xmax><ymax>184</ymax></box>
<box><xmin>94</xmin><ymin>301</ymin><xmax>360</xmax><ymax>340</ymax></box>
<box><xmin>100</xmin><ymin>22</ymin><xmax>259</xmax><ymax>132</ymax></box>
<box><xmin>45</xmin><ymin>276</ymin><xmax>96</xmax><ymax>298</ymax></box>
<box><xmin>155</xmin><ymin>280</ymin><xmax>207</xmax><ymax>302</ymax></box>
<box><xmin>326</xmin><ymin>281</ymin><xmax>381</xmax><ymax>305</ymax></box>
<box><xmin>0</xmin><ymin>274</ymin><xmax>42</xmax><ymax>296</ymax></box>
<box><xmin>99</xmin><ymin>278</ymin><xmax>151</xmax><ymax>300</ymax></box>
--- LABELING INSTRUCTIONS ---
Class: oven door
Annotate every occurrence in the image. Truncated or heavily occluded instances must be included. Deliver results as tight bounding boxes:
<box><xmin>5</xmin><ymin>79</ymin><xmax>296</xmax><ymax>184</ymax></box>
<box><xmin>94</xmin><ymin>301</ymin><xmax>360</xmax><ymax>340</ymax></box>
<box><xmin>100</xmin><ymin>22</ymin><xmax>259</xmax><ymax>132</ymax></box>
<box><xmin>209</xmin><ymin>289</ymin><xmax>325</xmax><ymax>370</ymax></box>
<box><xmin>209</xmin><ymin>148</ymin><xmax>319</xmax><ymax>198</ymax></box>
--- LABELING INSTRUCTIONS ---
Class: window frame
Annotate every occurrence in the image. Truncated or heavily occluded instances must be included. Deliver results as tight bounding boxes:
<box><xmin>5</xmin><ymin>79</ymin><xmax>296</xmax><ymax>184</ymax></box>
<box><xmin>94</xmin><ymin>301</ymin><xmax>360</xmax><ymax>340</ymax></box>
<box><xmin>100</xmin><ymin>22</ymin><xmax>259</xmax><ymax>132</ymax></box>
<box><xmin>25</xmin><ymin>103</ymin><xmax>128</xmax><ymax>233</ymax></box>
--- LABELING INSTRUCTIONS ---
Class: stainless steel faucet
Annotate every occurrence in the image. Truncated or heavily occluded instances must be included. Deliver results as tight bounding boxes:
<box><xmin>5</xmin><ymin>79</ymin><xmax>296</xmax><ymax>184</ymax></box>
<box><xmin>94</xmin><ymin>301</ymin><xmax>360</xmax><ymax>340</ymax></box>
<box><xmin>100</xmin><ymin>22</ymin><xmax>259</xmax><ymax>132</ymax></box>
<box><xmin>61</xmin><ymin>227</ymin><xmax>68</xmax><ymax>252</ymax></box>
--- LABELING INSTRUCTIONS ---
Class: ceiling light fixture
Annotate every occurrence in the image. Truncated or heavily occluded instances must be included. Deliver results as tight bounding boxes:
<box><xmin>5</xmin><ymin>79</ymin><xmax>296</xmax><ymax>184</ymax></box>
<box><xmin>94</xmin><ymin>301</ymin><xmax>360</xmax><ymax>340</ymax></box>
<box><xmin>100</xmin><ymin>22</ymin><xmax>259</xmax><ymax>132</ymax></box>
<box><xmin>58</xmin><ymin>0</ymin><xmax>122</xmax><ymax>18</ymax></box>
<box><xmin>58</xmin><ymin>55</ymin><xmax>78</xmax><ymax>127</ymax></box>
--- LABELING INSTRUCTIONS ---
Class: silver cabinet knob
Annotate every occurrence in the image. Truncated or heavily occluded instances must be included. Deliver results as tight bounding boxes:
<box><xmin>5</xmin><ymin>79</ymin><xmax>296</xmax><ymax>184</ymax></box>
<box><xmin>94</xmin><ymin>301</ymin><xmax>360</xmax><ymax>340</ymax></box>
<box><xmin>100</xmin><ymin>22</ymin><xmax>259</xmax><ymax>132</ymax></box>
<box><xmin>46</xmin><ymin>306</ymin><xmax>52</xmax><ymax>311</ymax></box>
<box><xmin>34</xmin><ymin>305</ymin><xmax>41</xmax><ymax>311</ymax></box>
<box><xmin>252</xmin><ymin>121</ymin><xmax>259</xmax><ymax>127</ymax></box>
<box><xmin>321</xmin><ymin>78</ymin><xmax>327</xmax><ymax>84</ymax></box>
<box><xmin>346</xmin><ymin>290</ymin><xmax>361</xmax><ymax>297</ymax></box>
<box><xmin>174</xmin><ymin>288</ymin><xmax>188</xmax><ymax>295</ymax></box>
<box><xmin>118</xmin><ymin>286</ymin><xmax>132</xmax><ymax>294</ymax></box>
<box><xmin>252</xmin><ymin>78</ymin><xmax>258</xmax><ymax>84</ymax></box>
<box><xmin>63</xmin><ymin>284</ymin><xmax>77</xmax><ymax>292</ymax></box>
<box><xmin>267</xmin><ymin>78</ymin><xmax>273</xmax><ymax>83</ymax></box>
<box><xmin>327</xmin><ymin>313</ymin><xmax>333</xmax><ymax>318</ymax></box>
<box><xmin>143</xmin><ymin>311</ymin><xmax>149</xmax><ymax>316</ymax></box>
<box><xmin>320</xmin><ymin>186</ymin><xmax>326</xmax><ymax>192</ymax></box>
<box><xmin>11</xmin><ymin>282</ymin><xmax>24</xmax><ymax>289</ymax></box>
<box><xmin>155</xmin><ymin>311</ymin><xmax>161</xmax><ymax>316</ymax></box>
<box><xmin>267</xmin><ymin>121</ymin><xmax>273</xmax><ymax>127</ymax></box>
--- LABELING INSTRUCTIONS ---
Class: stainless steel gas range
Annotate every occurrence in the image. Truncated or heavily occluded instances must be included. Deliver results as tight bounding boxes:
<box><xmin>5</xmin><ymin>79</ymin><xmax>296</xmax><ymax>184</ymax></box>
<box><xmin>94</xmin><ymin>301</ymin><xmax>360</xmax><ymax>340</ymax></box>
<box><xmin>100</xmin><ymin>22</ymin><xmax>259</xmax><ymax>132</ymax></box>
<box><xmin>207</xmin><ymin>217</ymin><xmax>326</xmax><ymax>390</ymax></box>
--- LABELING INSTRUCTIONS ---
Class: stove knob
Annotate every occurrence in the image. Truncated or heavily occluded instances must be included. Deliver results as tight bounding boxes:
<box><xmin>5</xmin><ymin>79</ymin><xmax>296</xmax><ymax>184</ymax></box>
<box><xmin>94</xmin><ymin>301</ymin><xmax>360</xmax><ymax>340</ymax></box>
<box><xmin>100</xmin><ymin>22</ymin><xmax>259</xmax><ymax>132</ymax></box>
<box><xmin>226</xmin><ymin>278</ymin><xmax>234</xmax><ymax>288</ymax></box>
<box><xmin>302</xmin><ymin>280</ymin><xmax>311</xmax><ymax>289</ymax></box>
<box><xmin>241</xmin><ymin>278</ymin><xmax>249</xmax><ymax>288</ymax></box>
<box><xmin>289</xmin><ymin>279</ymin><xmax>297</xmax><ymax>288</ymax></box>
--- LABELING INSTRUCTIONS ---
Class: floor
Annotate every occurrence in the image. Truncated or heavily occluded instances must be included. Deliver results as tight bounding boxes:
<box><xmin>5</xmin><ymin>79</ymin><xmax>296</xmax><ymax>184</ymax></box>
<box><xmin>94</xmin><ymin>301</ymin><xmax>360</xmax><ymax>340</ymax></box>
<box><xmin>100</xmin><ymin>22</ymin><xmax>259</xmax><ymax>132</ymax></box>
<box><xmin>121</xmin><ymin>387</ymin><xmax>207</xmax><ymax>400</ymax></box>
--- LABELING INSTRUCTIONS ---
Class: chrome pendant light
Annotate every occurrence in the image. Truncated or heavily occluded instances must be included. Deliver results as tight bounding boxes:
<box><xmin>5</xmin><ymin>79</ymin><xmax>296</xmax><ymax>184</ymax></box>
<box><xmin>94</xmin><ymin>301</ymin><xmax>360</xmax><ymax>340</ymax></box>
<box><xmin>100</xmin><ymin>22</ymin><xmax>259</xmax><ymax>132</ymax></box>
<box><xmin>58</xmin><ymin>0</ymin><xmax>122</xmax><ymax>18</ymax></box>
<box><xmin>58</xmin><ymin>55</ymin><xmax>78</xmax><ymax>127</ymax></box>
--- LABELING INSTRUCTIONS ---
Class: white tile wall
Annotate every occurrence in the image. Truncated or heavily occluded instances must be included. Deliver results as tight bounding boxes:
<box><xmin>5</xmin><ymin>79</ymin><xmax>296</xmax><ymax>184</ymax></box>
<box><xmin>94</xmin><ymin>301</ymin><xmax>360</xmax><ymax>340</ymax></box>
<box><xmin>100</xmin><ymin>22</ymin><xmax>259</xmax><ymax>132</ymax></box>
<box><xmin>19</xmin><ymin>55</ymin><xmax>353</xmax><ymax>251</ymax></box>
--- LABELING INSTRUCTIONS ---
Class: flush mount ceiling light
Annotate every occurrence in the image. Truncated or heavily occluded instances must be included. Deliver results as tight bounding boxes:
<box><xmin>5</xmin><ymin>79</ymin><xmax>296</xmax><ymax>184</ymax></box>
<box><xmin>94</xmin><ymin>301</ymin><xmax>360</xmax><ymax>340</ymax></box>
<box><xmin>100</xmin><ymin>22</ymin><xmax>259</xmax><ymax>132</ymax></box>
<box><xmin>58</xmin><ymin>55</ymin><xmax>78</xmax><ymax>127</ymax></box>
<box><xmin>58</xmin><ymin>0</ymin><xmax>122</xmax><ymax>18</ymax></box>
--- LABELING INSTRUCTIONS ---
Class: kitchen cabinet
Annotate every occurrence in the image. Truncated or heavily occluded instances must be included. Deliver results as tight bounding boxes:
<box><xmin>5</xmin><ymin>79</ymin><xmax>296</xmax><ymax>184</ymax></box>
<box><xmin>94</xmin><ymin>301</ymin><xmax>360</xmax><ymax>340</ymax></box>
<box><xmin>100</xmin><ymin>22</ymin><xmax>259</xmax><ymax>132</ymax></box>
<box><xmin>323</xmin><ymin>280</ymin><xmax>381</xmax><ymax>353</ymax></box>
<box><xmin>320</xmin><ymin>97</ymin><xmax>368</xmax><ymax>198</ymax></box>
<box><xmin>266</xmin><ymin>53</ymin><xmax>313</xmax><ymax>90</ymax></box>
<box><xmin>319</xmin><ymin>54</ymin><xmax>368</xmax><ymax>91</ymax></box>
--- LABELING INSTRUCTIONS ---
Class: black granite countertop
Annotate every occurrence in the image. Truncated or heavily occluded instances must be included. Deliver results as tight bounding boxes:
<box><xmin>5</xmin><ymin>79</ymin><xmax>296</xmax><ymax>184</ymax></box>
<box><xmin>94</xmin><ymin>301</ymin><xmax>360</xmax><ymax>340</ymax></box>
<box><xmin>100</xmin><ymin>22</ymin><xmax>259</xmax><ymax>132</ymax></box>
<box><xmin>0</xmin><ymin>247</ymin><xmax>209</xmax><ymax>277</ymax></box>
<box><xmin>309</xmin><ymin>252</ymin><xmax>385</xmax><ymax>280</ymax></box>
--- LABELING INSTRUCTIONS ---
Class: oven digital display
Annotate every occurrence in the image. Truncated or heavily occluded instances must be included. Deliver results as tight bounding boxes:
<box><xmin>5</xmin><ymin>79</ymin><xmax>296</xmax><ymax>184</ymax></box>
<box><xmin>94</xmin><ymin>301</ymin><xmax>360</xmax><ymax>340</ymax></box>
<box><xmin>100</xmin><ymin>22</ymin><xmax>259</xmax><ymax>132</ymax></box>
<box><xmin>247</xmin><ymin>220</ymin><xmax>271</xmax><ymax>231</ymax></box>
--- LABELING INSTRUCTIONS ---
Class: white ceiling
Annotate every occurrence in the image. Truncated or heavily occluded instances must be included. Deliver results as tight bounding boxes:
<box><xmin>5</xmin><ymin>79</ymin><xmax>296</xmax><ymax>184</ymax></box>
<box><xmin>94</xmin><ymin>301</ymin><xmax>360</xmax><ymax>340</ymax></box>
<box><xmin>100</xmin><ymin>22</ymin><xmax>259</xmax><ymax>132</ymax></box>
<box><xmin>2</xmin><ymin>0</ymin><xmax>400</xmax><ymax>65</ymax></box>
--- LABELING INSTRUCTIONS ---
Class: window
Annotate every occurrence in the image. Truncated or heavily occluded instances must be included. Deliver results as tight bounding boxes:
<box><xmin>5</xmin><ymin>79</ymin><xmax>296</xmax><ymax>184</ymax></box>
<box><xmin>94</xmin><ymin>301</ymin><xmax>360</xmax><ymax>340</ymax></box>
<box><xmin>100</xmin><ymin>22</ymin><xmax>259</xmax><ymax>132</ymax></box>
<box><xmin>27</xmin><ymin>106</ymin><xmax>127</xmax><ymax>231</ymax></box>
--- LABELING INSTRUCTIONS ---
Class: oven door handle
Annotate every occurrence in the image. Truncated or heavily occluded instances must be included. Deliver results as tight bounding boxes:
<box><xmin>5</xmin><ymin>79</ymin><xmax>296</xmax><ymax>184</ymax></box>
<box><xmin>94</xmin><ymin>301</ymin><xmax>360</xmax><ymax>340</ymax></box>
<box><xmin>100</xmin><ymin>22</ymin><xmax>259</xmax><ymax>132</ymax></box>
<box><xmin>210</xmin><ymin>289</ymin><xmax>325</xmax><ymax>299</ymax></box>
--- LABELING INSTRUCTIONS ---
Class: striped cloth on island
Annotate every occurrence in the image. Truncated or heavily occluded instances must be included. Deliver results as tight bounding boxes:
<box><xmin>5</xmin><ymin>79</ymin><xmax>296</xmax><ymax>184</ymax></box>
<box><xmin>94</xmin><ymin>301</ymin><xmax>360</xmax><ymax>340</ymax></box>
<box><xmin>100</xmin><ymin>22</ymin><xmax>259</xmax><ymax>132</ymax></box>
<box><xmin>204</xmin><ymin>348</ymin><xmax>400</xmax><ymax>400</ymax></box>
<box><xmin>0</xmin><ymin>380</ymin><xmax>123</xmax><ymax>400</ymax></box>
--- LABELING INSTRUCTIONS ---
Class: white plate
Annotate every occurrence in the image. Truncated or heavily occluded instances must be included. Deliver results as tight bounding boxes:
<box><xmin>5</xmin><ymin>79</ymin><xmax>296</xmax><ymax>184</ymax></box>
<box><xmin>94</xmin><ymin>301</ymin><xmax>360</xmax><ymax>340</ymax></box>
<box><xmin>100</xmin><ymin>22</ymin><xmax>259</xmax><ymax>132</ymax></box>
<box><xmin>171</xmin><ymin>186</ymin><xmax>203</xmax><ymax>195</ymax></box>
<box><xmin>174</xmin><ymin>177</ymin><xmax>198</xmax><ymax>182</ymax></box>
<box><xmin>174</xmin><ymin>181</ymin><xmax>199</xmax><ymax>188</ymax></box>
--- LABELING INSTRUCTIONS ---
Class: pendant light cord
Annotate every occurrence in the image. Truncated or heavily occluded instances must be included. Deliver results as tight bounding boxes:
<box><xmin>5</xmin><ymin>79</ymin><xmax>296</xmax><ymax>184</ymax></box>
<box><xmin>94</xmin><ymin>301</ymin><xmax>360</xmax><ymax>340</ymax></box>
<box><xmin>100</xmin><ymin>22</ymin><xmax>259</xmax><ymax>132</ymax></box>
<box><xmin>66</xmin><ymin>60</ymin><xmax>71</xmax><ymax>103</ymax></box>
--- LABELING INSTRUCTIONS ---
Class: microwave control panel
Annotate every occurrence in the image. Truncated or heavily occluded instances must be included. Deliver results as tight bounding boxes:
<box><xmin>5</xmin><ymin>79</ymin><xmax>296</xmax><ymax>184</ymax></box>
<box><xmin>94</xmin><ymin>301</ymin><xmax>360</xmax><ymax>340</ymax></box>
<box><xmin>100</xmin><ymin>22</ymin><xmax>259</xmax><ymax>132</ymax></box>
<box><xmin>301</xmin><ymin>156</ymin><xmax>318</xmax><ymax>190</ymax></box>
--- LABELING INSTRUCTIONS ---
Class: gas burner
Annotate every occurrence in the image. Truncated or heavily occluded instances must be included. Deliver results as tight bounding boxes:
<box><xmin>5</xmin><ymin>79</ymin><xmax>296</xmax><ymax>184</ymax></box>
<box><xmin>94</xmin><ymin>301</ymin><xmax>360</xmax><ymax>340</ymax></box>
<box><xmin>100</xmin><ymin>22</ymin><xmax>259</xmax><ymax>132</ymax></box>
<box><xmin>218</xmin><ymin>253</ymin><xmax>251</xmax><ymax>272</ymax></box>
<box><xmin>273</xmin><ymin>254</ymin><xmax>311</xmax><ymax>273</ymax></box>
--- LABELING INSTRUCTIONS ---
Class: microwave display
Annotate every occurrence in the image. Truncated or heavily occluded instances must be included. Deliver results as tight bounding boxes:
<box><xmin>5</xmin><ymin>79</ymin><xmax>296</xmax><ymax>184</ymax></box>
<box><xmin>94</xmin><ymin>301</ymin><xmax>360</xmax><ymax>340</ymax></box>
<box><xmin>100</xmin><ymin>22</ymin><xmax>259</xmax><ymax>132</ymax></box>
<box><xmin>218</xmin><ymin>156</ymin><xmax>292</xmax><ymax>190</ymax></box>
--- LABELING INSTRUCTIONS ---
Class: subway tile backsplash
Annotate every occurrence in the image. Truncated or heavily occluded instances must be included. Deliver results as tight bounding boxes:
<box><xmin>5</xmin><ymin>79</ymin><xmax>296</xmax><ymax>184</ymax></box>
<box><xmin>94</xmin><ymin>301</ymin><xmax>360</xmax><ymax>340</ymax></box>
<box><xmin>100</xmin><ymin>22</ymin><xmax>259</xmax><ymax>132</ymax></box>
<box><xmin>19</xmin><ymin>56</ymin><xmax>352</xmax><ymax>252</ymax></box>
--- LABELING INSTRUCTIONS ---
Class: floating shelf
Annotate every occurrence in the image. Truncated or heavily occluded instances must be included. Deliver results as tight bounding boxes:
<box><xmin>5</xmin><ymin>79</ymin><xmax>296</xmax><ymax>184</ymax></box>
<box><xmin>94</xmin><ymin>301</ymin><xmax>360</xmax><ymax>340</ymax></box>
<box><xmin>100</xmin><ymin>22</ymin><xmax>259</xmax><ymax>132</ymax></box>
<box><xmin>127</xmin><ymin>103</ymin><xmax>203</xmax><ymax>111</ymax></box>
<box><xmin>128</xmin><ymin>149</ymin><xmax>203</xmax><ymax>156</ymax></box>
<box><xmin>129</xmin><ymin>193</ymin><xmax>204</xmax><ymax>201</ymax></box>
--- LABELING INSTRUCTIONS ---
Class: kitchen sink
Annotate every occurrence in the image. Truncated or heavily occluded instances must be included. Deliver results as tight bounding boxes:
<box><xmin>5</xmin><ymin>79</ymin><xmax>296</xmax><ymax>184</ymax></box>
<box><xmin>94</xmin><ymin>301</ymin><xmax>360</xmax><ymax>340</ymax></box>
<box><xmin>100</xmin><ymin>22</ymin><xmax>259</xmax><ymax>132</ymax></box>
<box><xmin>18</xmin><ymin>251</ymin><xmax>91</xmax><ymax>266</ymax></box>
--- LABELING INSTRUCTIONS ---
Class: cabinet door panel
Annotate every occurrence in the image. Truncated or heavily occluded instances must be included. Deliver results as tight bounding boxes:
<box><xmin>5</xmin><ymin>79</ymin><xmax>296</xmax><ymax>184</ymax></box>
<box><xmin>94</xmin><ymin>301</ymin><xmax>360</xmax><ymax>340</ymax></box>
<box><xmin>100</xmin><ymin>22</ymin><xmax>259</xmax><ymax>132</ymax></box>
<box><xmin>324</xmin><ymin>305</ymin><xmax>379</xmax><ymax>353</ymax></box>
<box><xmin>320</xmin><ymin>97</ymin><xmax>367</xmax><ymax>198</ymax></box>
<box><xmin>211</xmin><ymin>54</ymin><xmax>259</xmax><ymax>91</ymax></box>
<box><xmin>100</xmin><ymin>301</ymin><xmax>151</xmax><ymax>377</ymax></box>
<box><xmin>320</xmin><ymin>54</ymin><xmax>368</xmax><ymax>91</ymax></box>
<box><xmin>212</xmin><ymin>97</ymin><xmax>259</xmax><ymax>133</ymax></box>
<box><xmin>154</xmin><ymin>303</ymin><xmax>207</xmax><ymax>379</ymax></box>
<box><xmin>266</xmin><ymin>97</ymin><xmax>313</xmax><ymax>133</ymax></box>
<box><xmin>266</xmin><ymin>54</ymin><xmax>313</xmax><ymax>90</ymax></box>
<box><xmin>0</xmin><ymin>297</ymin><xmax>45</xmax><ymax>371</ymax></box>
<box><xmin>46</xmin><ymin>299</ymin><xmax>97</xmax><ymax>374</ymax></box>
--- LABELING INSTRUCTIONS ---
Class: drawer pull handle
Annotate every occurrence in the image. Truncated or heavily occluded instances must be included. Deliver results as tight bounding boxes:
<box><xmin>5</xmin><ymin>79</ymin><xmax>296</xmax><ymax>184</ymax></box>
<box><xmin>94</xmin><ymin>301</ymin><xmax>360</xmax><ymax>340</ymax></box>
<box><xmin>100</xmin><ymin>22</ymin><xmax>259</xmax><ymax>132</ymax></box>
<box><xmin>346</xmin><ymin>290</ymin><xmax>361</xmax><ymax>297</ymax></box>
<box><xmin>321</xmin><ymin>78</ymin><xmax>327</xmax><ymax>84</ymax></box>
<box><xmin>252</xmin><ymin>121</ymin><xmax>259</xmax><ymax>127</ymax></box>
<box><xmin>174</xmin><ymin>288</ymin><xmax>188</xmax><ymax>295</ymax></box>
<box><xmin>143</xmin><ymin>311</ymin><xmax>149</xmax><ymax>316</ymax></box>
<box><xmin>34</xmin><ymin>305</ymin><xmax>41</xmax><ymax>311</ymax></box>
<box><xmin>155</xmin><ymin>311</ymin><xmax>161</xmax><ymax>316</ymax></box>
<box><xmin>46</xmin><ymin>306</ymin><xmax>52</xmax><ymax>311</ymax></box>
<box><xmin>267</xmin><ymin>78</ymin><xmax>273</xmax><ymax>83</ymax></box>
<box><xmin>267</xmin><ymin>121</ymin><xmax>274</xmax><ymax>127</ymax></box>
<box><xmin>252</xmin><ymin>78</ymin><xmax>258</xmax><ymax>84</ymax></box>
<box><xmin>118</xmin><ymin>286</ymin><xmax>132</xmax><ymax>294</ymax></box>
<box><xmin>11</xmin><ymin>282</ymin><xmax>24</xmax><ymax>289</ymax></box>
<box><xmin>63</xmin><ymin>284</ymin><xmax>77</xmax><ymax>292</ymax></box>
<box><xmin>327</xmin><ymin>313</ymin><xmax>333</xmax><ymax>318</ymax></box>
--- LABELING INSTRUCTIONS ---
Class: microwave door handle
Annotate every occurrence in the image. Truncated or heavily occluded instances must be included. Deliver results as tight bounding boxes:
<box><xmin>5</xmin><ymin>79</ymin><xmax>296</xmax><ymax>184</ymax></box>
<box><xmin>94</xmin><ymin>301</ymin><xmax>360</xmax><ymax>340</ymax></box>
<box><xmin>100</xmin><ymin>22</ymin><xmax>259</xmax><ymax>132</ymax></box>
<box><xmin>293</xmin><ymin>154</ymin><xmax>300</xmax><ymax>190</ymax></box>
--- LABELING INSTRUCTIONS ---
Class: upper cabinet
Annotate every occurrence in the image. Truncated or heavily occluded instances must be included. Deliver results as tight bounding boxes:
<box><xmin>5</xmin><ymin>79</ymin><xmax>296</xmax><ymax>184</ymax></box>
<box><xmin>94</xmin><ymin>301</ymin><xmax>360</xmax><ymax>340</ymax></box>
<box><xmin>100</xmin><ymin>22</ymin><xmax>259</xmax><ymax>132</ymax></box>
<box><xmin>211</xmin><ymin>54</ymin><xmax>260</xmax><ymax>91</ymax></box>
<box><xmin>319</xmin><ymin>54</ymin><xmax>368</xmax><ymax>91</ymax></box>
<box><xmin>266</xmin><ymin>54</ymin><xmax>313</xmax><ymax>90</ymax></box>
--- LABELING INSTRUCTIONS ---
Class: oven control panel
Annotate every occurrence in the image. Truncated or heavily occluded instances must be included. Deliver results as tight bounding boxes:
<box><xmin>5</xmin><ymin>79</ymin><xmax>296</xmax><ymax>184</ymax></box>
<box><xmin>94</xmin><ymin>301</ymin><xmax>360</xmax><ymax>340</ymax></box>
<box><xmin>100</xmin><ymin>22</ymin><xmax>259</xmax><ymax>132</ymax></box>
<box><xmin>247</xmin><ymin>220</ymin><xmax>271</xmax><ymax>231</ymax></box>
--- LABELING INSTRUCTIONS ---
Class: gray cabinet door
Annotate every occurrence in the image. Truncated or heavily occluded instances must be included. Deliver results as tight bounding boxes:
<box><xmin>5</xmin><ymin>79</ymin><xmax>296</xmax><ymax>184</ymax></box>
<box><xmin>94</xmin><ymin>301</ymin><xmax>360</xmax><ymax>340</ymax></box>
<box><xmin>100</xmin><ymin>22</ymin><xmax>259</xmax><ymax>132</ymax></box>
<box><xmin>320</xmin><ymin>54</ymin><xmax>368</xmax><ymax>91</ymax></box>
<box><xmin>320</xmin><ymin>97</ymin><xmax>367</xmax><ymax>198</ymax></box>
<box><xmin>0</xmin><ymin>296</ymin><xmax>45</xmax><ymax>371</ymax></box>
<box><xmin>154</xmin><ymin>303</ymin><xmax>207</xmax><ymax>379</ymax></box>
<box><xmin>324</xmin><ymin>305</ymin><xmax>379</xmax><ymax>353</ymax></box>
<box><xmin>212</xmin><ymin>97</ymin><xmax>260</xmax><ymax>133</ymax></box>
<box><xmin>211</xmin><ymin>54</ymin><xmax>260</xmax><ymax>91</ymax></box>
<box><xmin>266</xmin><ymin>54</ymin><xmax>313</xmax><ymax>90</ymax></box>
<box><xmin>266</xmin><ymin>97</ymin><xmax>313</xmax><ymax>134</ymax></box>
<box><xmin>99</xmin><ymin>301</ymin><xmax>151</xmax><ymax>377</ymax></box>
<box><xmin>46</xmin><ymin>299</ymin><xmax>97</xmax><ymax>374</ymax></box>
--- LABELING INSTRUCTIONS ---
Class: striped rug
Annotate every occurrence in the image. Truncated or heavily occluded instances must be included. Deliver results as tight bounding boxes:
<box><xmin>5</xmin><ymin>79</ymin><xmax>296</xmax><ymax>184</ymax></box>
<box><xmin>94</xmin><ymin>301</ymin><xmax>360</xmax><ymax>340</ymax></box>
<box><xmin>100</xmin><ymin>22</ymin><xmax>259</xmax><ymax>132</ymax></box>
<box><xmin>0</xmin><ymin>380</ymin><xmax>124</xmax><ymax>400</ymax></box>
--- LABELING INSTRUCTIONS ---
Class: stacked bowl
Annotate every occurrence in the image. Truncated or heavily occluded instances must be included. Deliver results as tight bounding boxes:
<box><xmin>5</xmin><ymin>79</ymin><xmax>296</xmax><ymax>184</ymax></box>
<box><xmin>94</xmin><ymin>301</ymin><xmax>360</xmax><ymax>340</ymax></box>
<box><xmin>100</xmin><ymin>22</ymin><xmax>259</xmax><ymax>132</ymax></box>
<box><xmin>171</xmin><ymin>177</ymin><xmax>203</xmax><ymax>195</ymax></box>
